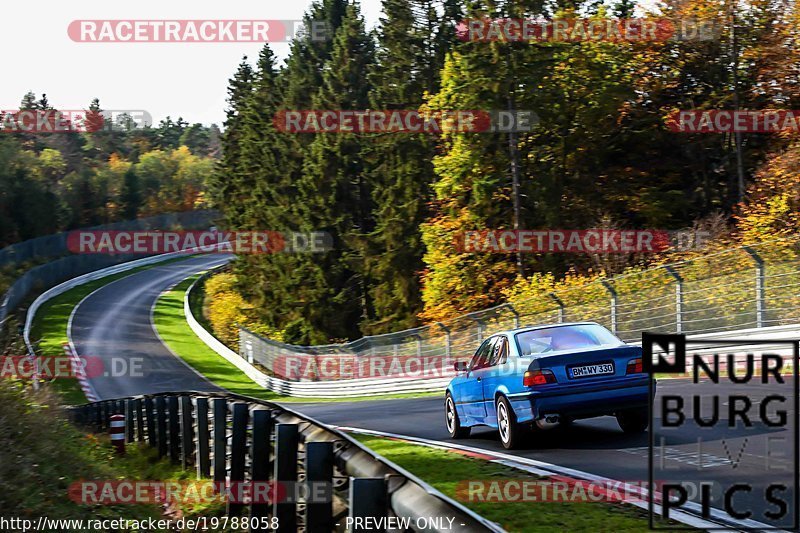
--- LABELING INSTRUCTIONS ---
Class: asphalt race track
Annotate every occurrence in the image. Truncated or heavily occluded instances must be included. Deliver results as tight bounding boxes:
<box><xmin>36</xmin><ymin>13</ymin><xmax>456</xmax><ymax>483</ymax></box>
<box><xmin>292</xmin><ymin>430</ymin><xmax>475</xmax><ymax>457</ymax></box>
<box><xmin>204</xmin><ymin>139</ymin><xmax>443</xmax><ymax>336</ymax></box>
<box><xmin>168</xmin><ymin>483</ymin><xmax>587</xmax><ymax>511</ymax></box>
<box><xmin>294</xmin><ymin>381</ymin><xmax>796</xmax><ymax>529</ymax></box>
<box><xmin>66</xmin><ymin>254</ymin><xmax>798</xmax><ymax>529</ymax></box>
<box><xmin>69</xmin><ymin>254</ymin><xmax>231</xmax><ymax>399</ymax></box>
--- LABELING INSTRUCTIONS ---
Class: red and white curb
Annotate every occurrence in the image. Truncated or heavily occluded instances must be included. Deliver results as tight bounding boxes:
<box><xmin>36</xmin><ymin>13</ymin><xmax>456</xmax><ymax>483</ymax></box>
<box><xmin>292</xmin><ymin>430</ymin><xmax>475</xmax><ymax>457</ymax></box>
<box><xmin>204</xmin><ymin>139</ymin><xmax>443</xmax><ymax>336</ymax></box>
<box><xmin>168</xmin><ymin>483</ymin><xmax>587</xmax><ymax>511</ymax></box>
<box><xmin>337</xmin><ymin>427</ymin><xmax>780</xmax><ymax>532</ymax></box>
<box><xmin>63</xmin><ymin>343</ymin><xmax>99</xmax><ymax>402</ymax></box>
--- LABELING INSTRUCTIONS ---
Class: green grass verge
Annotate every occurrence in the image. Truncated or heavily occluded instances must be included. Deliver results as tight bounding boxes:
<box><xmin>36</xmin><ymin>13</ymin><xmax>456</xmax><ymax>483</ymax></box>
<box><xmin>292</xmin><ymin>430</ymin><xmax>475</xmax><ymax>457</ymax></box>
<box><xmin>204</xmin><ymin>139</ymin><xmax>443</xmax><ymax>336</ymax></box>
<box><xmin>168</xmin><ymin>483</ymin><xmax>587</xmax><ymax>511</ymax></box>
<box><xmin>154</xmin><ymin>276</ymin><xmax>441</xmax><ymax>403</ymax></box>
<box><xmin>352</xmin><ymin>434</ymin><xmax>675</xmax><ymax>533</ymax></box>
<box><xmin>29</xmin><ymin>257</ymin><xmax>188</xmax><ymax>405</ymax></box>
<box><xmin>153</xmin><ymin>276</ymin><xmax>282</xmax><ymax>400</ymax></box>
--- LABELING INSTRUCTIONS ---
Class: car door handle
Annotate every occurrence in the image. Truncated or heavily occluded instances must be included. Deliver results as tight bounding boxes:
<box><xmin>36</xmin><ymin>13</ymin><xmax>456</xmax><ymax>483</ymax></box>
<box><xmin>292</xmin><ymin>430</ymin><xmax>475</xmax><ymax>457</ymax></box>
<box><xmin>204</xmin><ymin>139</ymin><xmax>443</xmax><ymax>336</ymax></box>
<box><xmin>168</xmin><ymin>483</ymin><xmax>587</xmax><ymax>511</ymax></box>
<box><xmin>476</xmin><ymin>377</ymin><xmax>481</xmax><ymax>382</ymax></box>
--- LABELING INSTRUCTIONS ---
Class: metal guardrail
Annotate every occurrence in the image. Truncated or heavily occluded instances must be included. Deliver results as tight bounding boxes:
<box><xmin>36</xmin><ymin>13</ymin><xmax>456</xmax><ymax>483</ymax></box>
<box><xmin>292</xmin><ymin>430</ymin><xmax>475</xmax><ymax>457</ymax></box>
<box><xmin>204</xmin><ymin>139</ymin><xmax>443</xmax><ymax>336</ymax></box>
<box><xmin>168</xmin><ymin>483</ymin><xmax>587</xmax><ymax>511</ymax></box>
<box><xmin>0</xmin><ymin>209</ymin><xmax>220</xmax><ymax>268</ymax></box>
<box><xmin>238</xmin><ymin>236</ymin><xmax>800</xmax><ymax>381</ymax></box>
<box><xmin>185</xmin><ymin>272</ymin><xmax>450</xmax><ymax>397</ymax></box>
<box><xmin>0</xmin><ymin>210</ymin><xmax>220</xmax><ymax>324</ymax></box>
<box><xmin>68</xmin><ymin>391</ymin><xmax>504</xmax><ymax>533</ymax></box>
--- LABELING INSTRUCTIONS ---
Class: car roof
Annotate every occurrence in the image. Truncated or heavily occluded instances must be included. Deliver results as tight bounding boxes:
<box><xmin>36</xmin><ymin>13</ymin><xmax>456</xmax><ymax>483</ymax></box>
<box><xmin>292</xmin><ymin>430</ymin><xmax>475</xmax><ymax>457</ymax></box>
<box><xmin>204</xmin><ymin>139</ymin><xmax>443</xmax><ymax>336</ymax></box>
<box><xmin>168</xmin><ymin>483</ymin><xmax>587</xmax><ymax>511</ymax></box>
<box><xmin>488</xmin><ymin>322</ymin><xmax>602</xmax><ymax>338</ymax></box>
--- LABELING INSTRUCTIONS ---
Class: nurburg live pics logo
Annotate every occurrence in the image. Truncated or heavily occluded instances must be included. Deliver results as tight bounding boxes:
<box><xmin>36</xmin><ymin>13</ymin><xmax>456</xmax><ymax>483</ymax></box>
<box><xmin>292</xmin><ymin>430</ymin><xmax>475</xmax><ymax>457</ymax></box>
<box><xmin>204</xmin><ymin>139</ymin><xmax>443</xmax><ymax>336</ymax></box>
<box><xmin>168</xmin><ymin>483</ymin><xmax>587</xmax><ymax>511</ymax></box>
<box><xmin>643</xmin><ymin>332</ymin><xmax>799</xmax><ymax>530</ymax></box>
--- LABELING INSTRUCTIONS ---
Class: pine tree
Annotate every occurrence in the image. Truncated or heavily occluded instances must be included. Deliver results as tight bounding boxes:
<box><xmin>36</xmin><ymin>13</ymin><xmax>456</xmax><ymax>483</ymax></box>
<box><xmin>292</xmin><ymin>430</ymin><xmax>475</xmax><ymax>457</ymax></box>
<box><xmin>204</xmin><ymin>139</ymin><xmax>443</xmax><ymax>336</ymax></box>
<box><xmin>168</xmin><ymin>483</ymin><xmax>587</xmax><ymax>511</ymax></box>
<box><xmin>214</xmin><ymin>58</ymin><xmax>254</xmax><ymax>228</ymax></box>
<box><xmin>361</xmin><ymin>0</ymin><xmax>460</xmax><ymax>333</ymax></box>
<box><xmin>156</xmin><ymin>116</ymin><xmax>189</xmax><ymax>150</ymax></box>
<box><xmin>179</xmin><ymin>124</ymin><xmax>211</xmax><ymax>155</ymax></box>
<box><xmin>230</xmin><ymin>45</ymin><xmax>300</xmax><ymax>334</ymax></box>
<box><xmin>281</xmin><ymin>0</ymin><xmax>349</xmax><ymax>109</ymax></box>
<box><xmin>289</xmin><ymin>2</ymin><xmax>376</xmax><ymax>342</ymax></box>
<box><xmin>120</xmin><ymin>165</ymin><xmax>142</xmax><ymax>219</ymax></box>
<box><xmin>19</xmin><ymin>92</ymin><xmax>37</xmax><ymax>110</ymax></box>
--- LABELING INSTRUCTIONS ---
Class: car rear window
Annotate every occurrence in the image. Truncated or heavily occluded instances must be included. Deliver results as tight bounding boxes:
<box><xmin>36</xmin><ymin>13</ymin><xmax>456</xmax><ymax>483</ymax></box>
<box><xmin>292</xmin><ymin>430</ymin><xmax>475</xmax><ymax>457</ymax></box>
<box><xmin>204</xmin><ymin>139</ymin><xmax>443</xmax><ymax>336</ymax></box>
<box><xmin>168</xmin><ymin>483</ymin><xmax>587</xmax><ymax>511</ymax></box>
<box><xmin>515</xmin><ymin>324</ymin><xmax>623</xmax><ymax>356</ymax></box>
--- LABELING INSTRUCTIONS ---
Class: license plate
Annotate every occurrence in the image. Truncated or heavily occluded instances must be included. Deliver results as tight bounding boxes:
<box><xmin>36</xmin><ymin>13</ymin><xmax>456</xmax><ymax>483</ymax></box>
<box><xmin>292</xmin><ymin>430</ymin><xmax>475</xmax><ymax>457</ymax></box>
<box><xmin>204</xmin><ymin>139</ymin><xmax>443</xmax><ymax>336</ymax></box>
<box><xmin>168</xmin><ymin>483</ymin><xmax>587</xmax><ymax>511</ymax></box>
<box><xmin>569</xmin><ymin>362</ymin><xmax>614</xmax><ymax>378</ymax></box>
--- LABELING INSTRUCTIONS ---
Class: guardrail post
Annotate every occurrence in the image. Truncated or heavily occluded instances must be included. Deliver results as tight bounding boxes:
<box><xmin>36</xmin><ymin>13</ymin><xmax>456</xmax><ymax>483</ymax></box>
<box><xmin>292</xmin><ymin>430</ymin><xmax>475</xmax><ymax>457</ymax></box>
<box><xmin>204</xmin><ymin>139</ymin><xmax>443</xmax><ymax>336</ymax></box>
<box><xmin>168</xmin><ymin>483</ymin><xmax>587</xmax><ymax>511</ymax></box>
<box><xmin>72</xmin><ymin>406</ymin><xmax>84</xmax><ymax>426</ymax></box>
<box><xmin>212</xmin><ymin>398</ymin><xmax>227</xmax><ymax>488</ymax></box>
<box><xmin>124</xmin><ymin>399</ymin><xmax>135</xmax><ymax>443</ymax></box>
<box><xmin>245</xmin><ymin>338</ymin><xmax>254</xmax><ymax>364</ymax></box>
<box><xmin>101</xmin><ymin>401</ymin><xmax>110</xmax><ymax>430</ymax></box>
<box><xmin>408</xmin><ymin>334</ymin><xmax>422</xmax><ymax>358</ymax></box>
<box><xmin>155</xmin><ymin>397</ymin><xmax>167</xmax><ymax>458</ymax></box>
<box><xmin>180</xmin><ymin>396</ymin><xmax>194</xmax><ymax>469</ymax></box>
<box><xmin>305</xmin><ymin>441</ymin><xmax>333</xmax><ymax>533</ymax></box>
<box><xmin>195</xmin><ymin>397</ymin><xmax>211</xmax><ymax>478</ymax></box>
<box><xmin>468</xmin><ymin>317</ymin><xmax>485</xmax><ymax>343</ymax></box>
<box><xmin>549</xmin><ymin>293</ymin><xmax>566</xmax><ymax>323</ymax></box>
<box><xmin>505</xmin><ymin>303</ymin><xmax>520</xmax><ymax>329</ymax></box>
<box><xmin>601</xmin><ymin>280</ymin><xmax>618</xmax><ymax>335</ymax></box>
<box><xmin>250</xmin><ymin>409</ymin><xmax>272</xmax><ymax>522</ymax></box>
<box><xmin>167</xmin><ymin>396</ymin><xmax>180</xmax><ymax>463</ymax></box>
<box><xmin>94</xmin><ymin>402</ymin><xmax>103</xmax><ymax>431</ymax></box>
<box><xmin>145</xmin><ymin>398</ymin><xmax>156</xmax><ymax>448</ymax></box>
<box><xmin>134</xmin><ymin>399</ymin><xmax>144</xmax><ymax>442</ymax></box>
<box><xmin>665</xmin><ymin>266</ymin><xmax>683</xmax><ymax>334</ymax></box>
<box><xmin>436</xmin><ymin>322</ymin><xmax>451</xmax><ymax>361</ymax></box>
<box><xmin>274</xmin><ymin>424</ymin><xmax>298</xmax><ymax>532</ymax></box>
<box><xmin>743</xmin><ymin>246</ymin><xmax>766</xmax><ymax>328</ymax></box>
<box><xmin>348</xmin><ymin>478</ymin><xmax>388</xmax><ymax>532</ymax></box>
<box><xmin>227</xmin><ymin>403</ymin><xmax>249</xmax><ymax>516</ymax></box>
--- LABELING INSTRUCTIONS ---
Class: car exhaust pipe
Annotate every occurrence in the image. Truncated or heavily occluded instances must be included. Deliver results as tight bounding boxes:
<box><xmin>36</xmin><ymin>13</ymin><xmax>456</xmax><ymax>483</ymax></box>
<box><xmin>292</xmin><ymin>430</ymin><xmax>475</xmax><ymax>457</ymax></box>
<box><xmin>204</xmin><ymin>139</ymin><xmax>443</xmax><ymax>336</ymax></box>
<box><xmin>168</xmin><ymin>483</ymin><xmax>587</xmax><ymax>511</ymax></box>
<box><xmin>535</xmin><ymin>415</ymin><xmax>560</xmax><ymax>430</ymax></box>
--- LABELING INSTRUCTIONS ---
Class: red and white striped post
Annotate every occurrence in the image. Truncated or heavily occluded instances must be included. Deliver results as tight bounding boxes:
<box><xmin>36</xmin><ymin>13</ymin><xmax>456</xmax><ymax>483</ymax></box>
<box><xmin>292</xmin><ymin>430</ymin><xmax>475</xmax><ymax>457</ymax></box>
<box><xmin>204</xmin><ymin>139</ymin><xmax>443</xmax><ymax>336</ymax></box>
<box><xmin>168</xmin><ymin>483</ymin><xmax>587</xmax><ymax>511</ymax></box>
<box><xmin>109</xmin><ymin>414</ymin><xmax>126</xmax><ymax>455</ymax></box>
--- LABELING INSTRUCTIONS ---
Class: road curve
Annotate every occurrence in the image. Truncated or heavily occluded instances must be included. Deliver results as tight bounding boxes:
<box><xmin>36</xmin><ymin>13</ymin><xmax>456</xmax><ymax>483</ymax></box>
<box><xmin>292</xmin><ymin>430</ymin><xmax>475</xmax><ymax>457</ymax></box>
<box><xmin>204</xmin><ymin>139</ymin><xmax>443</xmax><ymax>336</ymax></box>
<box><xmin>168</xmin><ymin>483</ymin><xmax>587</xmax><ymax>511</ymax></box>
<box><xmin>69</xmin><ymin>254</ymin><xmax>231</xmax><ymax>399</ymax></box>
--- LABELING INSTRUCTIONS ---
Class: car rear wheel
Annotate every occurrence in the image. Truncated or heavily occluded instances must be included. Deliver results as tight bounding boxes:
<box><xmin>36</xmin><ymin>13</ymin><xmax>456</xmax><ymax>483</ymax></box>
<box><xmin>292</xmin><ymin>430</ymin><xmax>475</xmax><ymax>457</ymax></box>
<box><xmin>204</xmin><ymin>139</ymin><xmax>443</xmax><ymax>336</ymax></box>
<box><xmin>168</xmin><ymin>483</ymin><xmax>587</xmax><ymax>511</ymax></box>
<box><xmin>616</xmin><ymin>408</ymin><xmax>649</xmax><ymax>433</ymax></box>
<box><xmin>497</xmin><ymin>396</ymin><xmax>520</xmax><ymax>449</ymax></box>
<box><xmin>445</xmin><ymin>394</ymin><xmax>470</xmax><ymax>439</ymax></box>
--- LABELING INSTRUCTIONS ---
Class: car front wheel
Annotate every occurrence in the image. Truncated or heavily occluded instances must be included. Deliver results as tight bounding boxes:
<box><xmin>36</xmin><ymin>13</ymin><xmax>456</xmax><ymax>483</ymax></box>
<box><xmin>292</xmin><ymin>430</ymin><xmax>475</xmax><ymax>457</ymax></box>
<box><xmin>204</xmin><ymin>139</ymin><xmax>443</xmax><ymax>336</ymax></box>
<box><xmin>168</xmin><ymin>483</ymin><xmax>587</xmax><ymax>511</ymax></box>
<box><xmin>616</xmin><ymin>408</ymin><xmax>649</xmax><ymax>433</ymax></box>
<box><xmin>497</xmin><ymin>396</ymin><xmax>520</xmax><ymax>449</ymax></box>
<box><xmin>445</xmin><ymin>394</ymin><xmax>470</xmax><ymax>439</ymax></box>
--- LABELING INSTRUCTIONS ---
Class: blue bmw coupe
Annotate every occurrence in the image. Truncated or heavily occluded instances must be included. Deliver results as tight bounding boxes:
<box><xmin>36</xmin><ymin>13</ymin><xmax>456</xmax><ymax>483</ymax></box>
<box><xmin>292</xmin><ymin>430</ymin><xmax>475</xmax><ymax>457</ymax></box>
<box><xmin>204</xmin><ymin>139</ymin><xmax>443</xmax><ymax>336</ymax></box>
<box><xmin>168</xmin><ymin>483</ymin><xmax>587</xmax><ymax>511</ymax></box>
<box><xmin>445</xmin><ymin>322</ymin><xmax>651</xmax><ymax>449</ymax></box>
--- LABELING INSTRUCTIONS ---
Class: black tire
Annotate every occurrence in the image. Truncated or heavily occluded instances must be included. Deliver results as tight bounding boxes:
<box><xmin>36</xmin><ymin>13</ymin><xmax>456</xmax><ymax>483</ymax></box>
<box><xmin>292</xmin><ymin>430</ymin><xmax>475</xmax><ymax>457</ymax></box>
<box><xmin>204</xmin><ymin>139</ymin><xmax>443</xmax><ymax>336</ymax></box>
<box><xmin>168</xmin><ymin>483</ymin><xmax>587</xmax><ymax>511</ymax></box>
<box><xmin>445</xmin><ymin>393</ymin><xmax>470</xmax><ymax>439</ymax></box>
<box><xmin>496</xmin><ymin>396</ymin><xmax>521</xmax><ymax>449</ymax></box>
<box><xmin>616</xmin><ymin>408</ymin><xmax>649</xmax><ymax>433</ymax></box>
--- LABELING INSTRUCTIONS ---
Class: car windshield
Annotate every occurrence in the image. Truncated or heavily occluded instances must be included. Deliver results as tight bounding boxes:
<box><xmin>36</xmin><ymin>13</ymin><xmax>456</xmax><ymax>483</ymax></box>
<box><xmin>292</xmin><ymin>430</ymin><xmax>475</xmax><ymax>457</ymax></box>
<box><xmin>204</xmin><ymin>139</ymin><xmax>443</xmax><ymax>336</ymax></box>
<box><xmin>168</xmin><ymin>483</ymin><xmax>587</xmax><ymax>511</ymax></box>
<box><xmin>515</xmin><ymin>324</ymin><xmax>622</xmax><ymax>356</ymax></box>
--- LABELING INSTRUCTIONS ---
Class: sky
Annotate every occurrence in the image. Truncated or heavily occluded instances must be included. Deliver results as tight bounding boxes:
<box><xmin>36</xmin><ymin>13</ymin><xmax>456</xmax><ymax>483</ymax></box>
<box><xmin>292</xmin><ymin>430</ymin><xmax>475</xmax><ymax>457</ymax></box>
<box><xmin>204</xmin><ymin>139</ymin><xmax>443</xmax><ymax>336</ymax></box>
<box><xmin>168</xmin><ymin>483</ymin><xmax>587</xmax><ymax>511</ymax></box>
<box><xmin>3</xmin><ymin>0</ymin><xmax>384</xmax><ymax>127</ymax></box>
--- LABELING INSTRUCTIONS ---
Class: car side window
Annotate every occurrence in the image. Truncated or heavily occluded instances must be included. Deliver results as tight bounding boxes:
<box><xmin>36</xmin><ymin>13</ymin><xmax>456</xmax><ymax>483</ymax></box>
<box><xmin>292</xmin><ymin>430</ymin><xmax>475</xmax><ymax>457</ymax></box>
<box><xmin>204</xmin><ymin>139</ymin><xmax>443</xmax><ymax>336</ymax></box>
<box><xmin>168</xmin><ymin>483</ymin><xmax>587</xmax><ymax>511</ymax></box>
<box><xmin>469</xmin><ymin>338</ymin><xmax>496</xmax><ymax>370</ymax></box>
<box><xmin>489</xmin><ymin>337</ymin><xmax>508</xmax><ymax>366</ymax></box>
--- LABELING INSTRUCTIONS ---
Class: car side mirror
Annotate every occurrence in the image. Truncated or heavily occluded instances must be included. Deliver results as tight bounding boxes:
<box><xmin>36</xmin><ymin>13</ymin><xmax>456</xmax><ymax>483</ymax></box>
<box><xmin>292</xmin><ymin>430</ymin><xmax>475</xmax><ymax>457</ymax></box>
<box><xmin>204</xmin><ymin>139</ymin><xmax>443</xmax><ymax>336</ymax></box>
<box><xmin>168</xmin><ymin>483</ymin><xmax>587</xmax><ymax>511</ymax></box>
<box><xmin>454</xmin><ymin>361</ymin><xmax>468</xmax><ymax>372</ymax></box>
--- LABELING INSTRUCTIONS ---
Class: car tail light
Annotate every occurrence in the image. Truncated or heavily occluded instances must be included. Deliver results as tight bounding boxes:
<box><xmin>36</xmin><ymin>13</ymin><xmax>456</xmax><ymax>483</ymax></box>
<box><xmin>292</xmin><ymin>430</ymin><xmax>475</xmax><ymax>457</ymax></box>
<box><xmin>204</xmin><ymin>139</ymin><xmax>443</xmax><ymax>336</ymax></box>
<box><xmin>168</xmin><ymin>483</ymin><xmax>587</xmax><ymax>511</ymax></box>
<box><xmin>626</xmin><ymin>358</ymin><xmax>643</xmax><ymax>374</ymax></box>
<box><xmin>523</xmin><ymin>369</ymin><xmax>556</xmax><ymax>387</ymax></box>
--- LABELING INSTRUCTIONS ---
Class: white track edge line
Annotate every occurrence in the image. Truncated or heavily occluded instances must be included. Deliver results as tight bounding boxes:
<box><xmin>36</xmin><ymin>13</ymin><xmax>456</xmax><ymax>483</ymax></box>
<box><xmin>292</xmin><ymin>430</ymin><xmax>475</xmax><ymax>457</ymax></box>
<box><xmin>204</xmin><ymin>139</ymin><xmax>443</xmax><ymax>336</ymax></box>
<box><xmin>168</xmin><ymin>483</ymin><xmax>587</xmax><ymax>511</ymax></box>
<box><xmin>148</xmin><ymin>277</ymin><xmax>225</xmax><ymax>391</ymax></box>
<box><xmin>66</xmin><ymin>273</ymin><xmax>143</xmax><ymax>402</ymax></box>
<box><xmin>337</xmin><ymin>427</ymin><xmax>788</xmax><ymax>532</ymax></box>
